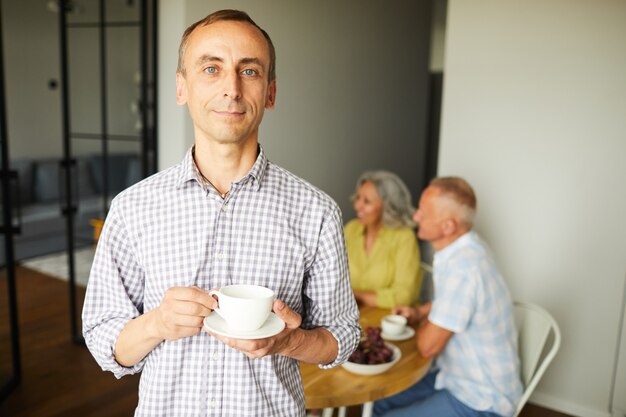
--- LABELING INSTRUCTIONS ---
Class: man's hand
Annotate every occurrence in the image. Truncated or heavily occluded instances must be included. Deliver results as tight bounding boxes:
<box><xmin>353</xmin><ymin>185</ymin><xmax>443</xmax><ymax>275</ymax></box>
<box><xmin>392</xmin><ymin>301</ymin><xmax>432</xmax><ymax>326</ymax></box>
<box><xmin>115</xmin><ymin>286</ymin><xmax>216</xmax><ymax>367</ymax></box>
<box><xmin>206</xmin><ymin>299</ymin><xmax>339</xmax><ymax>364</ymax></box>
<box><xmin>154</xmin><ymin>286</ymin><xmax>217</xmax><ymax>340</ymax></box>
<box><xmin>206</xmin><ymin>299</ymin><xmax>303</xmax><ymax>359</ymax></box>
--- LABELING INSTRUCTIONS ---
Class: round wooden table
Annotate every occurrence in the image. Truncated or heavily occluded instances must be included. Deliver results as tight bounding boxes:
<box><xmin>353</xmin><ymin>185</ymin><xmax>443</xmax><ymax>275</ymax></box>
<box><xmin>301</xmin><ymin>306</ymin><xmax>431</xmax><ymax>416</ymax></box>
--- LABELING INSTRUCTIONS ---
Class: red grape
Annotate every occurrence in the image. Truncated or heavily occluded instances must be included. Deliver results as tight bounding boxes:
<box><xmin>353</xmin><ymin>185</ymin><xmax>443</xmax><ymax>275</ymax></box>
<box><xmin>348</xmin><ymin>326</ymin><xmax>394</xmax><ymax>365</ymax></box>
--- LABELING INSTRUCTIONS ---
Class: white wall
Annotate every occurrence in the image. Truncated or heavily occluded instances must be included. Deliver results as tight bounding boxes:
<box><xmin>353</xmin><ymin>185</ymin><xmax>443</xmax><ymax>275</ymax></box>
<box><xmin>439</xmin><ymin>1</ymin><xmax>626</xmax><ymax>416</ymax></box>
<box><xmin>157</xmin><ymin>0</ymin><xmax>432</xmax><ymax>219</ymax></box>
<box><xmin>157</xmin><ymin>0</ymin><xmax>190</xmax><ymax>170</ymax></box>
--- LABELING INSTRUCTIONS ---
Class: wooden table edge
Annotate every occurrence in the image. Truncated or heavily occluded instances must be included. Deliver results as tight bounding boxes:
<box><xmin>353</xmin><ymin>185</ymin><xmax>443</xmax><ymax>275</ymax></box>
<box><xmin>303</xmin><ymin>357</ymin><xmax>432</xmax><ymax>409</ymax></box>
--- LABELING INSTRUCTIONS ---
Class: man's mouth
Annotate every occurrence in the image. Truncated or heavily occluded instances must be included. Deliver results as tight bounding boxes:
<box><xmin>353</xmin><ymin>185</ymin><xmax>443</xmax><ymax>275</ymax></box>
<box><xmin>214</xmin><ymin>110</ymin><xmax>245</xmax><ymax>116</ymax></box>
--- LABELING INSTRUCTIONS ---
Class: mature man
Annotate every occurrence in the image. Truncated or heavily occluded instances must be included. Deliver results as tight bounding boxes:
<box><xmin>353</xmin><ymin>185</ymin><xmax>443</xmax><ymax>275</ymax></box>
<box><xmin>82</xmin><ymin>10</ymin><xmax>360</xmax><ymax>417</ymax></box>
<box><xmin>374</xmin><ymin>177</ymin><xmax>522</xmax><ymax>417</ymax></box>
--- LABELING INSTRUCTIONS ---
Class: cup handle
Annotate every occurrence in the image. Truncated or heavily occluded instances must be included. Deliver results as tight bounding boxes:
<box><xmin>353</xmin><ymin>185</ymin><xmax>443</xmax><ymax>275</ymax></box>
<box><xmin>208</xmin><ymin>289</ymin><xmax>222</xmax><ymax>316</ymax></box>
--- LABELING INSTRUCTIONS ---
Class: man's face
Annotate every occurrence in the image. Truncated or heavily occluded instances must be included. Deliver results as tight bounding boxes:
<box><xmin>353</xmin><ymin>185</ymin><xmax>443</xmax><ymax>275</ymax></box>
<box><xmin>413</xmin><ymin>186</ymin><xmax>447</xmax><ymax>243</ymax></box>
<box><xmin>175</xmin><ymin>20</ymin><xmax>276</xmax><ymax>146</ymax></box>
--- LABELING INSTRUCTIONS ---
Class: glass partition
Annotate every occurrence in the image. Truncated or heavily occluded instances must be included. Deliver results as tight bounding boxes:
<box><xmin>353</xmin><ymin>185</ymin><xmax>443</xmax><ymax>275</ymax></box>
<box><xmin>63</xmin><ymin>0</ymin><xmax>157</xmax><ymax>341</ymax></box>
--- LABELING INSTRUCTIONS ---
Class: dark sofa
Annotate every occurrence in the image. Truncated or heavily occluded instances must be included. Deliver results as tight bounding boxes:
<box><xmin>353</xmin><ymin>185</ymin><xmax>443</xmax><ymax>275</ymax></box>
<box><xmin>1</xmin><ymin>153</ymin><xmax>141</xmax><ymax>262</ymax></box>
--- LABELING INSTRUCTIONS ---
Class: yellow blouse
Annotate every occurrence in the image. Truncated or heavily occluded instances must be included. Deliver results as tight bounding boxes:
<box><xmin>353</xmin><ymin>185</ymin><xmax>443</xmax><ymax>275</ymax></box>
<box><xmin>344</xmin><ymin>219</ymin><xmax>422</xmax><ymax>308</ymax></box>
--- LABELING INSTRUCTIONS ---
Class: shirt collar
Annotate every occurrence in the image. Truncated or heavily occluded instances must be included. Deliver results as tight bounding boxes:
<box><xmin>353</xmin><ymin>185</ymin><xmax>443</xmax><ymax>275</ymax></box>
<box><xmin>434</xmin><ymin>230</ymin><xmax>476</xmax><ymax>264</ymax></box>
<box><xmin>245</xmin><ymin>145</ymin><xmax>267</xmax><ymax>191</ymax></box>
<box><xmin>176</xmin><ymin>145</ymin><xmax>268</xmax><ymax>191</ymax></box>
<box><xmin>176</xmin><ymin>147</ymin><xmax>198</xmax><ymax>188</ymax></box>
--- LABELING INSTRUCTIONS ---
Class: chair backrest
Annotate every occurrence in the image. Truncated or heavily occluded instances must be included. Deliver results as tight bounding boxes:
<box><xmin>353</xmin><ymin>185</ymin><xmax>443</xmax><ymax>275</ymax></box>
<box><xmin>513</xmin><ymin>301</ymin><xmax>561</xmax><ymax>417</ymax></box>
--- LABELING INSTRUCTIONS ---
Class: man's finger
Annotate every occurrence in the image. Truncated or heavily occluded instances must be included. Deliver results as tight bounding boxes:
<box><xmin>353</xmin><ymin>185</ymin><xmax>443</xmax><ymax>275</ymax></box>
<box><xmin>168</xmin><ymin>287</ymin><xmax>217</xmax><ymax>309</ymax></box>
<box><xmin>172</xmin><ymin>300</ymin><xmax>213</xmax><ymax>317</ymax></box>
<box><xmin>272</xmin><ymin>299</ymin><xmax>302</xmax><ymax>329</ymax></box>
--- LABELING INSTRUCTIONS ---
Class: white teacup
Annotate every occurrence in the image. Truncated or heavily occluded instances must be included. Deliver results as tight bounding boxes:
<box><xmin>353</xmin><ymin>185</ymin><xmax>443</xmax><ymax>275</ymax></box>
<box><xmin>381</xmin><ymin>314</ymin><xmax>408</xmax><ymax>336</ymax></box>
<box><xmin>209</xmin><ymin>284</ymin><xmax>274</xmax><ymax>332</ymax></box>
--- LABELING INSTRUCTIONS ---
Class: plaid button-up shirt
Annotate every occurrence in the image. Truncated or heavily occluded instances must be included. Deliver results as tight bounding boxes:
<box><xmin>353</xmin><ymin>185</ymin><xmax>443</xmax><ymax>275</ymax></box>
<box><xmin>430</xmin><ymin>231</ymin><xmax>522</xmax><ymax>416</ymax></box>
<box><xmin>82</xmin><ymin>146</ymin><xmax>360</xmax><ymax>417</ymax></box>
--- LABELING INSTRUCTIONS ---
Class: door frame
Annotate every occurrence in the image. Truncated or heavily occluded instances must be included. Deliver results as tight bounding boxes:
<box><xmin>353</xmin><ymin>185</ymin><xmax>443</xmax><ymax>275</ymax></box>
<box><xmin>0</xmin><ymin>0</ymin><xmax>22</xmax><ymax>401</ymax></box>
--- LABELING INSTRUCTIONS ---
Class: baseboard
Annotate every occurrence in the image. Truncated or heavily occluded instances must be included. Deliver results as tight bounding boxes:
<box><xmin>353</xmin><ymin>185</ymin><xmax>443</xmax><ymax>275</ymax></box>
<box><xmin>530</xmin><ymin>392</ymin><xmax>611</xmax><ymax>417</ymax></box>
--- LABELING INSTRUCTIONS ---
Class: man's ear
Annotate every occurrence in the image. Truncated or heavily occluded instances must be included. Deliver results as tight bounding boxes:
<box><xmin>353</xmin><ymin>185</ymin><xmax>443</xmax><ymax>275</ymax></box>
<box><xmin>175</xmin><ymin>72</ymin><xmax>188</xmax><ymax>105</ymax></box>
<box><xmin>442</xmin><ymin>218</ymin><xmax>458</xmax><ymax>236</ymax></box>
<box><xmin>265</xmin><ymin>80</ymin><xmax>276</xmax><ymax>109</ymax></box>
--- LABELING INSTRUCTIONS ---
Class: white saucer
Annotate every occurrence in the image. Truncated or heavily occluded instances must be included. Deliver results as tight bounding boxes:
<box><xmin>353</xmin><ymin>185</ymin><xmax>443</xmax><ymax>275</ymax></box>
<box><xmin>204</xmin><ymin>312</ymin><xmax>285</xmax><ymax>339</ymax></box>
<box><xmin>381</xmin><ymin>326</ymin><xmax>415</xmax><ymax>341</ymax></box>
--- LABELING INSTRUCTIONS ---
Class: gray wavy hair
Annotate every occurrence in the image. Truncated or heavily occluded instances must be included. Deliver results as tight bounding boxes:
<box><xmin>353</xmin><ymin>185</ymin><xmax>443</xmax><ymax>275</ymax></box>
<box><xmin>352</xmin><ymin>171</ymin><xmax>415</xmax><ymax>228</ymax></box>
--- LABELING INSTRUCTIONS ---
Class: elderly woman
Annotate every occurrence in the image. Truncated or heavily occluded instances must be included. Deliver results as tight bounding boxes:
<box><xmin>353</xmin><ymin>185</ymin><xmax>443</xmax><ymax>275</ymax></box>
<box><xmin>345</xmin><ymin>171</ymin><xmax>422</xmax><ymax>308</ymax></box>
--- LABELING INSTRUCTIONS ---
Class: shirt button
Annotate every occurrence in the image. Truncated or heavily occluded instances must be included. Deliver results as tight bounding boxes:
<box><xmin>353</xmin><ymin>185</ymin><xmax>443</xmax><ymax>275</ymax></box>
<box><xmin>212</xmin><ymin>352</ymin><xmax>220</xmax><ymax>361</ymax></box>
<box><xmin>221</xmin><ymin>203</ymin><xmax>228</xmax><ymax>212</ymax></box>
<box><xmin>210</xmin><ymin>399</ymin><xmax>218</xmax><ymax>408</ymax></box>
<box><xmin>216</xmin><ymin>253</ymin><xmax>225</xmax><ymax>260</ymax></box>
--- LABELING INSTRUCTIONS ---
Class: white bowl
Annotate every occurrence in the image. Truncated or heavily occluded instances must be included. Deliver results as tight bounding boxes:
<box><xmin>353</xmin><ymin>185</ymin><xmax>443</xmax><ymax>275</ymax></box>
<box><xmin>341</xmin><ymin>343</ymin><xmax>402</xmax><ymax>376</ymax></box>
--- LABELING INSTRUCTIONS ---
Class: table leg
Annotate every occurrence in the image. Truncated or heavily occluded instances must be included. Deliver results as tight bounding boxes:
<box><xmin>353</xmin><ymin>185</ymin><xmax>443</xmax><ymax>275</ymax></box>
<box><xmin>322</xmin><ymin>408</ymin><xmax>334</xmax><ymax>417</ymax></box>
<box><xmin>362</xmin><ymin>401</ymin><xmax>374</xmax><ymax>417</ymax></box>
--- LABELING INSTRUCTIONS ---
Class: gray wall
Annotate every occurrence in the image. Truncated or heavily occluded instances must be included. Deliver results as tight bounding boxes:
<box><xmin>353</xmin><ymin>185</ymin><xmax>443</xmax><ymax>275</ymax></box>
<box><xmin>158</xmin><ymin>0</ymin><xmax>433</xmax><ymax>219</ymax></box>
<box><xmin>3</xmin><ymin>0</ymin><xmax>142</xmax><ymax>160</ymax></box>
<box><xmin>440</xmin><ymin>1</ymin><xmax>626</xmax><ymax>416</ymax></box>
<box><xmin>3</xmin><ymin>0</ymin><xmax>62</xmax><ymax>159</ymax></box>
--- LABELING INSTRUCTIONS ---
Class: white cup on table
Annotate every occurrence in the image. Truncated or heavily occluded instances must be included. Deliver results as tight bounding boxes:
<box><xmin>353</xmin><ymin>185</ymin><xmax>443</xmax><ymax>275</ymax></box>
<box><xmin>381</xmin><ymin>314</ymin><xmax>408</xmax><ymax>336</ymax></box>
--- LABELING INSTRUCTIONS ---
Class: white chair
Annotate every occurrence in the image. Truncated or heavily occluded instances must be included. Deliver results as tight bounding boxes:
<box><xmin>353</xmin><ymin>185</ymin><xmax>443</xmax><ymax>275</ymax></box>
<box><xmin>513</xmin><ymin>301</ymin><xmax>561</xmax><ymax>417</ymax></box>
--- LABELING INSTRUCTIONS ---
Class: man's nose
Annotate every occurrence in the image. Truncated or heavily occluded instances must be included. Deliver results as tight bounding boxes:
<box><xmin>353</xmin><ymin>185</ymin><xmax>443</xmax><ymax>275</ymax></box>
<box><xmin>222</xmin><ymin>71</ymin><xmax>242</xmax><ymax>100</ymax></box>
<box><xmin>413</xmin><ymin>210</ymin><xmax>421</xmax><ymax>223</ymax></box>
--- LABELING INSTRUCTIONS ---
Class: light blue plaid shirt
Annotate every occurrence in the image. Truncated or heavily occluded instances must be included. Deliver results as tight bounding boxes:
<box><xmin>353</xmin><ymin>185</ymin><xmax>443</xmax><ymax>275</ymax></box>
<box><xmin>430</xmin><ymin>231</ymin><xmax>522</xmax><ymax>417</ymax></box>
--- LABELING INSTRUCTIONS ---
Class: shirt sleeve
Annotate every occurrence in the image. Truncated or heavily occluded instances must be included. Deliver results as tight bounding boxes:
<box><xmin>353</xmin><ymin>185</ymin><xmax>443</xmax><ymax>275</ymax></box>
<box><xmin>302</xmin><ymin>205</ymin><xmax>361</xmax><ymax>368</ymax></box>
<box><xmin>428</xmin><ymin>264</ymin><xmax>477</xmax><ymax>333</ymax></box>
<box><xmin>375</xmin><ymin>229</ymin><xmax>423</xmax><ymax>309</ymax></box>
<box><xmin>82</xmin><ymin>199</ymin><xmax>147</xmax><ymax>378</ymax></box>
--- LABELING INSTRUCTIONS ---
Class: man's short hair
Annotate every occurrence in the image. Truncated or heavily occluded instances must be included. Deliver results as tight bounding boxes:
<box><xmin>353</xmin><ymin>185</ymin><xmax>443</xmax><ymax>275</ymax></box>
<box><xmin>177</xmin><ymin>9</ymin><xmax>276</xmax><ymax>82</ymax></box>
<box><xmin>429</xmin><ymin>176</ymin><xmax>477</xmax><ymax>227</ymax></box>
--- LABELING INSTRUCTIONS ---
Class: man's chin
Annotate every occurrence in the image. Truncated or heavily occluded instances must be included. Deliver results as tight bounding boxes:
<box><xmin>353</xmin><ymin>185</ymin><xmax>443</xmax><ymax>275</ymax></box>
<box><xmin>209</xmin><ymin>131</ymin><xmax>252</xmax><ymax>146</ymax></box>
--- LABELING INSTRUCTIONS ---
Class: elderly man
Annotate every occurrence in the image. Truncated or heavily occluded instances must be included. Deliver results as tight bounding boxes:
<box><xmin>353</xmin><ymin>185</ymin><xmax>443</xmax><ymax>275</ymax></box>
<box><xmin>82</xmin><ymin>9</ymin><xmax>359</xmax><ymax>417</ymax></box>
<box><xmin>374</xmin><ymin>177</ymin><xmax>522</xmax><ymax>417</ymax></box>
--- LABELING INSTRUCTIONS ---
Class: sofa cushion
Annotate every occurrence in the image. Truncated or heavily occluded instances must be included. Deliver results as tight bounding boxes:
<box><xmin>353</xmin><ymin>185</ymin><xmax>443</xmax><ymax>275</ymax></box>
<box><xmin>89</xmin><ymin>153</ymin><xmax>140</xmax><ymax>195</ymax></box>
<box><xmin>75</xmin><ymin>158</ymin><xmax>97</xmax><ymax>198</ymax></box>
<box><xmin>8</xmin><ymin>158</ymin><xmax>33</xmax><ymax>205</ymax></box>
<box><xmin>33</xmin><ymin>158</ymin><xmax>97</xmax><ymax>203</ymax></box>
<box><xmin>33</xmin><ymin>159</ymin><xmax>61</xmax><ymax>203</ymax></box>
<box><xmin>126</xmin><ymin>156</ymin><xmax>142</xmax><ymax>187</ymax></box>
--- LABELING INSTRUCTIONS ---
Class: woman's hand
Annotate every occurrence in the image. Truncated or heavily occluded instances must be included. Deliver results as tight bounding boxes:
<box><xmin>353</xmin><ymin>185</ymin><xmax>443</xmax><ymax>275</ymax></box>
<box><xmin>353</xmin><ymin>290</ymin><xmax>377</xmax><ymax>307</ymax></box>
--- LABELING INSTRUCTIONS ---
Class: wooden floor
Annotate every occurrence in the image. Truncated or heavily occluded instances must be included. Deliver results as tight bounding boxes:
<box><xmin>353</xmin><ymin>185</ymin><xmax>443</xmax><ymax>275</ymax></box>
<box><xmin>0</xmin><ymin>266</ymin><xmax>140</xmax><ymax>417</ymax></box>
<box><xmin>0</xmin><ymin>267</ymin><xmax>573</xmax><ymax>417</ymax></box>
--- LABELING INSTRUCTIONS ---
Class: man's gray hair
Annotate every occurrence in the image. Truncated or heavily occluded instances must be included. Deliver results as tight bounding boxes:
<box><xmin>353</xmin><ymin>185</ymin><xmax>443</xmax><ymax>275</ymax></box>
<box><xmin>429</xmin><ymin>176</ymin><xmax>477</xmax><ymax>227</ymax></box>
<box><xmin>353</xmin><ymin>170</ymin><xmax>415</xmax><ymax>228</ymax></box>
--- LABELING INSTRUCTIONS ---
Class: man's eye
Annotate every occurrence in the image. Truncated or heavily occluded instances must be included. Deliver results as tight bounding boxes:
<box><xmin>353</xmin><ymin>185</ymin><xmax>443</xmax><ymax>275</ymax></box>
<box><xmin>204</xmin><ymin>67</ymin><xmax>217</xmax><ymax>74</ymax></box>
<box><xmin>242</xmin><ymin>69</ymin><xmax>257</xmax><ymax>76</ymax></box>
